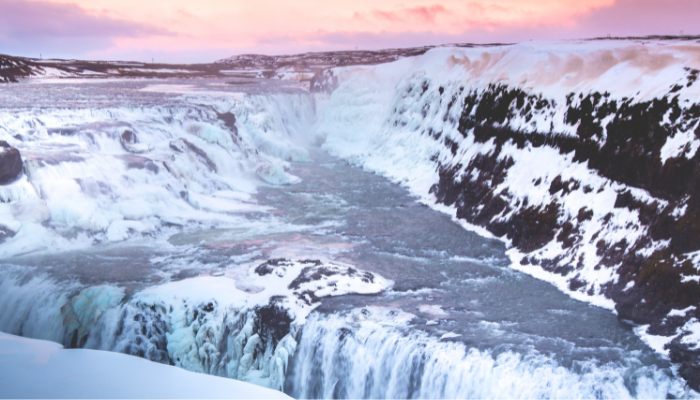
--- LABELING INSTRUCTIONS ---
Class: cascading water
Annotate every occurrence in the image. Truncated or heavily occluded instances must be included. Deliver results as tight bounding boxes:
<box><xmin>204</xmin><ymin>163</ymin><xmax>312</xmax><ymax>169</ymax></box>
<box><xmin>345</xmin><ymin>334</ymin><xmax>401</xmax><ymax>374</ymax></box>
<box><xmin>286</xmin><ymin>312</ymin><xmax>681</xmax><ymax>399</ymax></box>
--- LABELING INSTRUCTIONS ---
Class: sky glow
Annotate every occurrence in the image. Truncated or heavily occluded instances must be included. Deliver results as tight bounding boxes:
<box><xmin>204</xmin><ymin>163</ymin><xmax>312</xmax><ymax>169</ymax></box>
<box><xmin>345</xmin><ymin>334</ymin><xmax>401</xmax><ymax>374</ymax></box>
<box><xmin>0</xmin><ymin>0</ymin><xmax>697</xmax><ymax>62</ymax></box>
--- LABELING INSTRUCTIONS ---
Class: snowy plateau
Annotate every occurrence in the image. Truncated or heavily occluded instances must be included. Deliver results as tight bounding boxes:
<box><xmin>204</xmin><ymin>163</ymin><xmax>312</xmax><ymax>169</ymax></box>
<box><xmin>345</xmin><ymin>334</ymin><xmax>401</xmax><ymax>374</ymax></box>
<box><xmin>1</xmin><ymin>37</ymin><xmax>700</xmax><ymax>398</ymax></box>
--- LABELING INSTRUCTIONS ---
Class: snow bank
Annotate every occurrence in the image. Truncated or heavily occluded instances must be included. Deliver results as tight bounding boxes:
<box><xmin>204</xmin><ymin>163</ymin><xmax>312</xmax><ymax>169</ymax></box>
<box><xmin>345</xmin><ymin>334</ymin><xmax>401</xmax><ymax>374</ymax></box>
<box><xmin>0</xmin><ymin>331</ymin><xmax>289</xmax><ymax>399</ymax></box>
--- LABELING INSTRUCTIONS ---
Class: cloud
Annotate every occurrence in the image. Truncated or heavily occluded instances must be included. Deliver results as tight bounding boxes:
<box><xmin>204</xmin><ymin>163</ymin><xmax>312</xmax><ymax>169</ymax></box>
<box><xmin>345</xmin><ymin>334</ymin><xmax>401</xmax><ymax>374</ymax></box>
<box><xmin>0</xmin><ymin>0</ymin><xmax>173</xmax><ymax>58</ymax></box>
<box><xmin>2</xmin><ymin>0</ymin><xmax>697</xmax><ymax>63</ymax></box>
<box><xmin>242</xmin><ymin>0</ymin><xmax>698</xmax><ymax>59</ymax></box>
<box><xmin>572</xmin><ymin>0</ymin><xmax>700</xmax><ymax>37</ymax></box>
<box><xmin>353</xmin><ymin>4</ymin><xmax>449</xmax><ymax>25</ymax></box>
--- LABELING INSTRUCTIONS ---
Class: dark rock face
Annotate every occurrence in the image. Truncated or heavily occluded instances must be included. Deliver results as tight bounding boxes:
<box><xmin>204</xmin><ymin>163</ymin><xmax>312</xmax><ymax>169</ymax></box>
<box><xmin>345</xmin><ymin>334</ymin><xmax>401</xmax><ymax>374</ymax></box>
<box><xmin>667</xmin><ymin>336</ymin><xmax>700</xmax><ymax>391</ymax></box>
<box><xmin>412</xmin><ymin>80</ymin><xmax>700</xmax><ymax>389</ymax></box>
<box><xmin>0</xmin><ymin>141</ymin><xmax>23</xmax><ymax>185</ymax></box>
<box><xmin>254</xmin><ymin>302</ymin><xmax>294</xmax><ymax>350</ymax></box>
<box><xmin>0</xmin><ymin>55</ymin><xmax>37</xmax><ymax>83</ymax></box>
<box><xmin>120</xmin><ymin>130</ymin><xmax>137</xmax><ymax>146</ymax></box>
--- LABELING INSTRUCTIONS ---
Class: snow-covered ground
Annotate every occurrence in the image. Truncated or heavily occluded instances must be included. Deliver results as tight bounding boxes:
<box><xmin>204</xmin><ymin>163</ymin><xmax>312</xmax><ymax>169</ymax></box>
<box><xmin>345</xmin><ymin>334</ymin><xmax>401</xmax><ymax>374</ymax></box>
<box><xmin>0</xmin><ymin>331</ymin><xmax>289</xmax><ymax>399</ymax></box>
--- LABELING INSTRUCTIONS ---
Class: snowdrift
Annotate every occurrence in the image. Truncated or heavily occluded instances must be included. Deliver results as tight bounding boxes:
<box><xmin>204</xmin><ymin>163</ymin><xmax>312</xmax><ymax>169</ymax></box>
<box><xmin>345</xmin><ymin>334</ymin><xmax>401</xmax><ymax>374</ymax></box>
<box><xmin>0</xmin><ymin>331</ymin><xmax>290</xmax><ymax>398</ymax></box>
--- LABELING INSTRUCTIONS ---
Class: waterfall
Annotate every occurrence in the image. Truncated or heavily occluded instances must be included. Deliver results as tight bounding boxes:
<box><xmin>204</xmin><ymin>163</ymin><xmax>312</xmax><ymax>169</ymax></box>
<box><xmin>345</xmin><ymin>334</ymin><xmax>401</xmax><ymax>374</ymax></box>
<box><xmin>285</xmin><ymin>312</ymin><xmax>682</xmax><ymax>399</ymax></box>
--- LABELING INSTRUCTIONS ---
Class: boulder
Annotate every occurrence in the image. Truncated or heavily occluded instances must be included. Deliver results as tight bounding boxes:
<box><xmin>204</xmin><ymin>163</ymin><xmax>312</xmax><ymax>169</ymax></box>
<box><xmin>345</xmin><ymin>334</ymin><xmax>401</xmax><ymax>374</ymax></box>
<box><xmin>0</xmin><ymin>141</ymin><xmax>23</xmax><ymax>185</ymax></box>
<box><xmin>120</xmin><ymin>130</ymin><xmax>152</xmax><ymax>153</ymax></box>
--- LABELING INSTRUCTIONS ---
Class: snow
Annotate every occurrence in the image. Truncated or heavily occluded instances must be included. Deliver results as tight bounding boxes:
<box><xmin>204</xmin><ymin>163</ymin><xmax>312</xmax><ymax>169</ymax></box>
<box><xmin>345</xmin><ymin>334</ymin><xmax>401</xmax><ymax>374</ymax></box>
<box><xmin>0</xmin><ymin>259</ymin><xmax>391</xmax><ymax>391</ymax></box>
<box><xmin>669</xmin><ymin>306</ymin><xmax>697</xmax><ymax>317</ymax></box>
<box><xmin>129</xmin><ymin>261</ymin><xmax>390</xmax><ymax>388</ymax></box>
<box><xmin>634</xmin><ymin>325</ymin><xmax>673</xmax><ymax>357</ymax></box>
<box><xmin>661</xmin><ymin>129</ymin><xmax>700</xmax><ymax>164</ymax></box>
<box><xmin>0</xmin><ymin>332</ymin><xmax>289</xmax><ymax>399</ymax></box>
<box><xmin>680</xmin><ymin>319</ymin><xmax>700</xmax><ymax>350</ymax></box>
<box><xmin>3</xmin><ymin>38</ymin><xmax>700</xmax><ymax>386</ymax></box>
<box><xmin>139</xmin><ymin>84</ymin><xmax>245</xmax><ymax>98</ymax></box>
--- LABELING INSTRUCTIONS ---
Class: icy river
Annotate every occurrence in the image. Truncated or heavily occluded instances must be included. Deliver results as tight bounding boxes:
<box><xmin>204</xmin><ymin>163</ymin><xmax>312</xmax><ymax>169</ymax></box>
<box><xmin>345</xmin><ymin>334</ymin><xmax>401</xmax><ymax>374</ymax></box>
<box><xmin>0</xmin><ymin>78</ymin><xmax>693</xmax><ymax>398</ymax></box>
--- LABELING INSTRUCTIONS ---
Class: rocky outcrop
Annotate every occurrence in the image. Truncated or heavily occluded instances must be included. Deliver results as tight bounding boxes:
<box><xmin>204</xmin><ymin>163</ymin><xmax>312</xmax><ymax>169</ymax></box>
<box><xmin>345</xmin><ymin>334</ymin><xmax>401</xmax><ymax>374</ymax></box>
<box><xmin>0</xmin><ymin>141</ymin><xmax>23</xmax><ymax>185</ymax></box>
<box><xmin>0</xmin><ymin>55</ymin><xmax>37</xmax><ymax>83</ymax></box>
<box><xmin>422</xmin><ymin>81</ymin><xmax>700</xmax><ymax>389</ymax></box>
<box><xmin>47</xmin><ymin>260</ymin><xmax>390</xmax><ymax>391</ymax></box>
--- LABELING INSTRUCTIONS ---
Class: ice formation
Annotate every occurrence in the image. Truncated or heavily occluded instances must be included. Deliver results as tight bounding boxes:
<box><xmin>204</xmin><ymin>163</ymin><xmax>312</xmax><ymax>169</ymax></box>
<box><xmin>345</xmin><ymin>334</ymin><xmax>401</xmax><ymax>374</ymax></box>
<box><xmin>286</xmin><ymin>312</ymin><xmax>682</xmax><ymax>399</ymax></box>
<box><xmin>0</xmin><ymin>260</ymin><xmax>391</xmax><ymax>391</ymax></box>
<box><xmin>0</xmin><ymin>91</ymin><xmax>315</xmax><ymax>257</ymax></box>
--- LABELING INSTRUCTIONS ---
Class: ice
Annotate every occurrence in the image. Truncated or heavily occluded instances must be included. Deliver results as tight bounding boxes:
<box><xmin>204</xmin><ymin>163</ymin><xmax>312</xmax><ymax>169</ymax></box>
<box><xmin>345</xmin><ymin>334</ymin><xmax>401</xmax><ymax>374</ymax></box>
<box><xmin>61</xmin><ymin>286</ymin><xmax>125</xmax><ymax>344</ymax></box>
<box><xmin>3</xmin><ymin>39</ymin><xmax>700</xmax><ymax>392</ymax></box>
<box><xmin>418</xmin><ymin>304</ymin><xmax>449</xmax><ymax>317</ymax></box>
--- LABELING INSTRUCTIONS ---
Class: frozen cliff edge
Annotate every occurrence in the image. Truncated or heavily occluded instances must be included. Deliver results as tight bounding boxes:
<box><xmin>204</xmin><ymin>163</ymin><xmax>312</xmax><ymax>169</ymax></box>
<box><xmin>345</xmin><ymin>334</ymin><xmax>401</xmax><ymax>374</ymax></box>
<box><xmin>0</xmin><ymin>259</ymin><xmax>391</xmax><ymax>392</ymax></box>
<box><xmin>311</xmin><ymin>39</ymin><xmax>700</xmax><ymax>389</ymax></box>
<box><xmin>0</xmin><ymin>331</ymin><xmax>290</xmax><ymax>398</ymax></box>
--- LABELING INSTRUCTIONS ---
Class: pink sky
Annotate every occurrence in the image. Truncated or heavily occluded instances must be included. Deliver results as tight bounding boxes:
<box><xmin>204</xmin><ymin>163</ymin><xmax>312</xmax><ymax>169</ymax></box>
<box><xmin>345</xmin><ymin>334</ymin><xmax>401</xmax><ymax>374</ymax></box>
<box><xmin>0</xmin><ymin>0</ymin><xmax>697</xmax><ymax>62</ymax></box>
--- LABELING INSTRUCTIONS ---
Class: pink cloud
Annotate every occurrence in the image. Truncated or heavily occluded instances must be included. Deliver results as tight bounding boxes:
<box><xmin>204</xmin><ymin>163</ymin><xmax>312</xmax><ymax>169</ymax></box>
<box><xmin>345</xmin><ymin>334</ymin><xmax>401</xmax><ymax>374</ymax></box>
<box><xmin>0</xmin><ymin>0</ymin><xmax>172</xmax><ymax>38</ymax></box>
<box><xmin>243</xmin><ymin>0</ymin><xmax>698</xmax><ymax>58</ymax></box>
<box><xmin>354</xmin><ymin>4</ymin><xmax>449</xmax><ymax>25</ymax></box>
<box><xmin>571</xmin><ymin>0</ymin><xmax>700</xmax><ymax>37</ymax></box>
<box><xmin>1</xmin><ymin>0</ymin><xmax>697</xmax><ymax>62</ymax></box>
<box><xmin>0</xmin><ymin>0</ymin><xmax>172</xmax><ymax>58</ymax></box>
